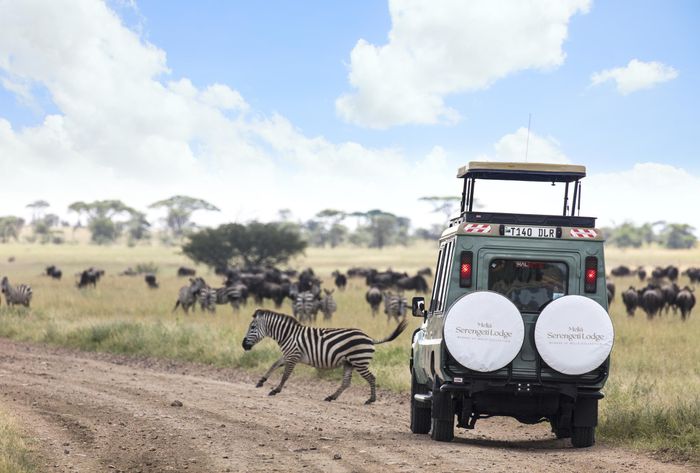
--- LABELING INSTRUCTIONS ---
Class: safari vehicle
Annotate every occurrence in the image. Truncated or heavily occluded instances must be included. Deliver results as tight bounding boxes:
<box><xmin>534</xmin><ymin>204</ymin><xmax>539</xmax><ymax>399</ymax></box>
<box><xmin>410</xmin><ymin>162</ymin><xmax>613</xmax><ymax>448</ymax></box>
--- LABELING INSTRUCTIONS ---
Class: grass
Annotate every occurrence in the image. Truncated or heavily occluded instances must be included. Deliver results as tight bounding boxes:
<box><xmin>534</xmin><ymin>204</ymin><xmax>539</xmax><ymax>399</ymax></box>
<box><xmin>0</xmin><ymin>240</ymin><xmax>698</xmax><ymax>462</ymax></box>
<box><xmin>0</xmin><ymin>409</ymin><xmax>35</xmax><ymax>473</ymax></box>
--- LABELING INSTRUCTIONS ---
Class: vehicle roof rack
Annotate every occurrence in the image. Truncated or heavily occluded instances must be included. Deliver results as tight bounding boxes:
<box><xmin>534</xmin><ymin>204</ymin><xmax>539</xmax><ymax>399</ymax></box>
<box><xmin>457</xmin><ymin>161</ymin><xmax>591</xmax><ymax>222</ymax></box>
<box><xmin>457</xmin><ymin>162</ymin><xmax>586</xmax><ymax>183</ymax></box>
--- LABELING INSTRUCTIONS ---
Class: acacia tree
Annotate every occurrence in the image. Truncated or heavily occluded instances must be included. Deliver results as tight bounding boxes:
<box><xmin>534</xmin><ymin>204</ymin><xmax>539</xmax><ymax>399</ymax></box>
<box><xmin>0</xmin><ymin>216</ymin><xmax>25</xmax><ymax>243</ymax></box>
<box><xmin>67</xmin><ymin>200</ymin><xmax>138</xmax><ymax>244</ymax></box>
<box><xmin>314</xmin><ymin>209</ymin><xmax>348</xmax><ymax>247</ymax></box>
<box><xmin>183</xmin><ymin>221</ymin><xmax>307</xmax><ymax>270</ymax></box>
<box><xmin>26</xmin><ymin>200</ymin><xmax>50</xmax><ymax>223</ymax></box>
<box><xmin>661</xmin><ymin>223</ymin><xmax>696</xmax><ymax>249</ymax></box>
<box><xmin>149</xmin><ymin>195</ymin><xmax>220</xmax><ymax>238</ymax></box>
<box><xmin>419</xmin><ymin>196</ymin><xmax>461</xmax><ymax>223</ymax></box>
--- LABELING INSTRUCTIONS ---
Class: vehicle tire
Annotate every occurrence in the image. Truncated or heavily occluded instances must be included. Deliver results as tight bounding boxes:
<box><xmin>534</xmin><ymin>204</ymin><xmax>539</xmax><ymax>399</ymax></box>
<box><xmin>410</xmin><ymin>372</ymin><xmax>431</xmax><ymax>434</ymax></box>
<box><xmin>549</xmin><ymin>417</ymin><xmax>571</xmax><ymax>439</ymax></box>
<box><xmin>571</xmin><ymin>426</ymin><xmax>595</xmax><ymax>448</ymax></box>
<box><xmin>429</xmin><ymin>389</ymin><xmax>454</xmax><ymax>442</ymax></box>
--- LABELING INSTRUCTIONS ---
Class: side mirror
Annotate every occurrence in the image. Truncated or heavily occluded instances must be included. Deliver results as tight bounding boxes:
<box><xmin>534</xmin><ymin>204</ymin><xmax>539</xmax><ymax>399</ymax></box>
<box><xmin>412</xmin><ymin>296</ymin><xmax>427</xmax><ymax>317</ymax></box>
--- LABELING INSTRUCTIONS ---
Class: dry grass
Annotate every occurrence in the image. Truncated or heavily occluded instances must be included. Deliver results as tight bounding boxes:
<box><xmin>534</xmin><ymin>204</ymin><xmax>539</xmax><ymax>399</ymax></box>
<box><xmin>0</xmin><ymin>409</ymin><xmax>35</xmax><ymax>473</ymax></box>
<box><xmin>0</xmin><ymin>241</ymin><xmax>697</xmax><ymax>461</ymax></box>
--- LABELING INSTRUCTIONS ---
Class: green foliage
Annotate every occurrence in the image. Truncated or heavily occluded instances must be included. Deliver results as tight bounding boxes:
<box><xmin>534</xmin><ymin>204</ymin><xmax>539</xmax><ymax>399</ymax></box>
<box><xmin>0</xmin><ymin>216</ymin><xmax>25</xmax><ymax>243</ymax></box>
<box><xmin>149</xmin><ymin>195</ymin><xmax>220</xmax><ymax>237</ymax></box>
<box><xmin>607</xmin><ymin>222</ymin><xmax>645</xmax><ymax>248</ymax></box>
<box><xmin>660</xmin><ymin>223</ymin><xmax>696</xmax><ymax>249</ymax></box>
<box><xmin>68</xmin><ymin>200</ymin><xmax>142</xmax><ymax>244</ymax></box>
<box><xmin>183</xmin><ymin>221</ymin><xmax>307</xmax><ymax>269</ymax></box>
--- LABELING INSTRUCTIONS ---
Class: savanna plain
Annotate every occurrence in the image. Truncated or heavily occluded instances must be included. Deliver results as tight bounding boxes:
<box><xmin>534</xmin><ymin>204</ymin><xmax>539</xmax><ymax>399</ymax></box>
<box><xmin>0</xmin><ymin>240</ymin><xmax>697</xmax><ymax>472</ymax></box>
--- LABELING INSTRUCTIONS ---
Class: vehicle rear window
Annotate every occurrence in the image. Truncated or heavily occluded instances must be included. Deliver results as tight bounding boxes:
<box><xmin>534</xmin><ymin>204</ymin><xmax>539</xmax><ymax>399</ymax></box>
<box><xmin>487</xmin><ymin>259</ymin><xmax>568</xmax><ymax>313</ymax></box>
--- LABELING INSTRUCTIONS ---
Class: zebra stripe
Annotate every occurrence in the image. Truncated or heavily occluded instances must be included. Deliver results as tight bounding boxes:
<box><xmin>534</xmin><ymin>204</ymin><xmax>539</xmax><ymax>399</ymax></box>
<box><xmin>383</xmin><ymin>292</ymin><xmax>407</xmax><ymax>322</ymax></box>
<box><xmin>242</xmin><ymin>309</ymin><xmax>407</xmax><ymax>403</ymax></box>
<box><xmin>292</xmin><ymin>291</ymin><xmax>319</xmax><ymax>323</ymax></box>
<box><xmin>197</xmin><ymin>287</ymin><xmax>217</xmax><ymax>313</ymax></box>
<box><xmin>319</xmin><ymin>290</ymin><xmax>337</xmax><ymax>320</ymax></box>
<box><xmin>1</xmin><ymin>277</ymin><xmax>32</xmax><ymax>307</ymax></box>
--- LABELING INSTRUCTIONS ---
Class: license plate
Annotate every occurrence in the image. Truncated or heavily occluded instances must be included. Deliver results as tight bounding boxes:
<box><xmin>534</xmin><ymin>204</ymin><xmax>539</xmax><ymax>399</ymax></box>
<box><xmin>503</xmin><ymin>226</ymin><xmax>558</xmax><ymax>239</ymax></box>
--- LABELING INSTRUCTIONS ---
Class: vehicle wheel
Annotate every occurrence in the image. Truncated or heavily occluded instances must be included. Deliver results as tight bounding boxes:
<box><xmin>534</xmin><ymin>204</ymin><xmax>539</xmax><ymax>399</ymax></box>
<box><xmin>571</xmin><ymin>426</ymin><xmax>595</xmax><ymax>448</ymax></box>
<box><xmin>549</xmin><ymin>417</ymin><xmax>571</xmax><ymax>439</ymax></box>
<box><xmin>429</xmin><ymin>390</ymin><xmax>454</xmax><ymax>442</ymax></box>
<box><xmin>410</xmin><ymin>372</ymin><xmax>431</xmax><ymax>434</ymax></box>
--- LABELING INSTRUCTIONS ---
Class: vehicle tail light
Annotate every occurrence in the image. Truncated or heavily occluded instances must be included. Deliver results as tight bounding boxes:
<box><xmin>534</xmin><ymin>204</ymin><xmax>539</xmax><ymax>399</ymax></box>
<box><xmin>584</xmin><ymin>256</ymin><xmax>597</xmax><ymax>293</ymax></box>
<box><xmin>460</xmin><ymin>251</ymin><xmax>473</xmax><ymax>288</ymax></box>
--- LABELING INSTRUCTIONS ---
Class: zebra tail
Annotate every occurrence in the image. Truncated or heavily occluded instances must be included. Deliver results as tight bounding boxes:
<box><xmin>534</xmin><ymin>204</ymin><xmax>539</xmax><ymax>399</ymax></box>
<box><xmin>172</xmin><ymin>300</ymin><xmax>181</xmax><ymax>313</ymax></box>
<box><xmin>372</xmin><ymin>318</ymin><xmax>408</xmax><ymax>345</ymax></box>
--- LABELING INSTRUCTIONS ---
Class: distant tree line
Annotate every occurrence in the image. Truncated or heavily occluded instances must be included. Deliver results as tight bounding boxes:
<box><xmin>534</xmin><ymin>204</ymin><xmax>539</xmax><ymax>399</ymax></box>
<box><xmin>603</xmin><ymin>222</ymin><xmax>696</xmax><ymax>249</ymax></box>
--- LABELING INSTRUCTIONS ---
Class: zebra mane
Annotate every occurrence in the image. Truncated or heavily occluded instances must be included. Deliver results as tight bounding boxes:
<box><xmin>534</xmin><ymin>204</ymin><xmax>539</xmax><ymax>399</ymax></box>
<box><xmin>254</xmin><ymin>309</ymin><xmax>301</xmax><ymax>326</ymax></box>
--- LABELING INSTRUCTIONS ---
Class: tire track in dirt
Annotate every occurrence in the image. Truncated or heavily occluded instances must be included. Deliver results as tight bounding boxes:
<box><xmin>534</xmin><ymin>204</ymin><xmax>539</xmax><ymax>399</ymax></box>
<box><xmin>0</xmin><ymin>339</ymin><xmax>694</xmax><ymax>473</ymax></box>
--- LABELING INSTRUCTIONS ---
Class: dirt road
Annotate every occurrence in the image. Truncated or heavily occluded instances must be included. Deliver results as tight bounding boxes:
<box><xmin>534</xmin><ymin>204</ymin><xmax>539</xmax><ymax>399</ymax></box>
<box><xmin>0</xmin><ymin>340</ymin><xmax>694</xmax><ymax>473</ymax></box>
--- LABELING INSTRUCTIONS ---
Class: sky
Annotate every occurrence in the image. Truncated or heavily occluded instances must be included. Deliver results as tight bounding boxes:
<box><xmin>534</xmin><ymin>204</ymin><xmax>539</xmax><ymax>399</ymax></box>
<box><xmin>0</xmin><ymin>0</ymin><xmax>698</xmax><ymax>230</ymax></box>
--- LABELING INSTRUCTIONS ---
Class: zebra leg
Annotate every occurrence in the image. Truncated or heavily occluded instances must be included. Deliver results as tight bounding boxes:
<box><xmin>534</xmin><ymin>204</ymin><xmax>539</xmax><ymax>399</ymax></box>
<box><xmin>356</xmin><ymin>366</ymin><xmax>377</xmax><ymax>404</ymax></box>
<box><xmin>257</xmin><ymin>357</ymin><xmax>285</xmax><ymax>388</ymax></box>
<box><xmin>325</xmin><ymin>362</ymin><xmax>353</xmax><ymax>402</ymax></box>
<box><xmin>269</xmin><ymin>357</ymin><xmax>299</xmax><ymax>396</ymax></box>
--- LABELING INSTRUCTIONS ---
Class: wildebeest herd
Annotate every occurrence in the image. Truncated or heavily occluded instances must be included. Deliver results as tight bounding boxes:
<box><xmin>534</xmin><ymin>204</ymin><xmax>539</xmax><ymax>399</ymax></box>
<box><xmin>171</xmin><ymin>265</ymin><xmax>431</xmax><ymax>324</ymax></box>
<box><xmin>607</xmin><ymin>264</ymin><xmax>696</xmax><ymax>320</ymax></box>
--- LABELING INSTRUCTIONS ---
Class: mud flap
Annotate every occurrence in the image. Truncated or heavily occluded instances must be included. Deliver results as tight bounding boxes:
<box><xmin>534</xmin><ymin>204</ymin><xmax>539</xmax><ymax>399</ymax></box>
<box><xmin>573</xmin><ymin>397</ymin><xmax>598</xmax><ymax>427</ymax></box>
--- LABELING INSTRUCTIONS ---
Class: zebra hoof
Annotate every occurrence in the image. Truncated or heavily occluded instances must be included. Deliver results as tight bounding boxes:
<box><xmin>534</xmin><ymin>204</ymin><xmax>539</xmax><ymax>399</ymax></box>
<box><xmin>364</xmin><ymin>398</ymin><xmax>376</xmax><ymax>405</ymax></box>
<box><xmin>324</xmin><ymin>396</ymin><xmax>335</xmax><ymax>402</ymax></box>
<box><xmin>268</xmin><ymin>389</ymin><xmax>279</xmax><ymax>396</ymax></box>
<box><xmin>255</xmin><ymin>380</ymin><xmax>265</xmax><ymax>388</ymax></box>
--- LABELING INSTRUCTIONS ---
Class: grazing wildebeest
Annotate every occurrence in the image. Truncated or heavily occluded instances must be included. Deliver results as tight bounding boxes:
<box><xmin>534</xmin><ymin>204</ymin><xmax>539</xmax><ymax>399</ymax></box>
<box><xmin>177</xmin><ymin>266</ymin><xmax>196</xmax><ymax>277</ymax></box>
<box><xmin>396</xmin><ymin>275</ymin><xmax>429</xmax><ymax>293</ymax></box>
<box><xmin>145</xmin><ymin>274</ymin><xmax>159</xmax><ymax>289</ymax></box>
<box><xmin>332</xmin><ymin>271</ymin><xmax>348</xmax><ymax>291</ymax></box>
<box><xmin>651</xmin><ymin>267</ymin><xmax>665</xmax><ymax>280</ymax></box>
<box><xmin>610</xmin><ymin>265</ymin><xmax>631</xmax><ymax>277</ymax></box>
<box><xmin>621</xmin><ymin>287</ymin><xmax>638</xmax><ymax>316</ymax></box>
<box><xmin>660</xmin><ymin>283</ymin><xmax>680</xmax><ymax>314</ymax></box>
<box><xmin>77</xmin><ymin>268</ymin><xmax>103</xmax><ymax>288</ymax></box>
<box><xmin>665</xmin><ymin>265</ymin><xmax>679</xmax><ymax>282</ymax></box>
<box><xmin>606</xmin><ymin>281</ymin><xmax>615</xmax><ymax>306</ymax></box>
<box><xmin>675</xmin><ymin>287</ymin><xmax>696</xmax><ymax>321</ymax></box>
<box><xmin>684</xmin><ymin>267</ymin><xmax>700</xmax><ymax>284</ymax></box>
<box><xmin>365</xmin><ymin>286</ymin><xmax>382</xmax><ymax>317</ymax></box>
<box><xmin>46</xmin><ymin>265</ymin><xmax>62</xmax><ymax>280</ymax></box>
<box><xmin>172</xmin><ymin>277</ymin><xmax>206</xmax><ymax>314</ymax></box>
<box><xmin>641</xmin><ymin>286</ymin><xmax>664</xmax><ymax>319</ymax></box>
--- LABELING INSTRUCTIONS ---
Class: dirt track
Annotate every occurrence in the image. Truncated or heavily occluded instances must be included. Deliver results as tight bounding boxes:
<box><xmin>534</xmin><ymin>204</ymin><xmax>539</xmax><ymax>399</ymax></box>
<box><xmin>0</xmin><ymin>339</ymin><xmax>695</xmax><ymax>473</ymax></box>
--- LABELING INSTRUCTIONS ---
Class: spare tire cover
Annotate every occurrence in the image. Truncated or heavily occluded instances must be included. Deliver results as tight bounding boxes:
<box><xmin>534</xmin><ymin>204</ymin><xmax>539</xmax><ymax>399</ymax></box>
<box><xmin>443</xmin><ymin>291</ymin><xmax>525</xmax><ymax>373</ymax></box>
<box><xmin>534</xmin><ymin>295</ymin><xmax>614</xmax><ymax>375</ymax></box>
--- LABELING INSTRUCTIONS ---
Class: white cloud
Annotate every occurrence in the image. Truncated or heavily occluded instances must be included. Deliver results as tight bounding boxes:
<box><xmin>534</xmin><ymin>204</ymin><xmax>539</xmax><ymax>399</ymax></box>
<box><xmin>590</xmin><ymin>59</ymin><xmax>678</xmax><ymax>95</ymax></box>
<box><xmin>0</xmin><ymin>0</ymin><xmax>455</xmax><ymax>228</ymax></box>
<box><xmin>486</xmin><ymin>127</ymin><xmax>570</xmax><ymax>164</ymax></box>
<box><xmin>336</xmin><ymin>0</ymin><xmax>590</xmax><ymax>128</ymax></box>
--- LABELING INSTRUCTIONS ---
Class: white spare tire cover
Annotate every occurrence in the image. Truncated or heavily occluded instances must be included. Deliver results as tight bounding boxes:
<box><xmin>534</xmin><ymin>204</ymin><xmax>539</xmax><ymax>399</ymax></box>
<box><xmin>444</xmin><ymin>291</ymin><xmax>525</xmax><ymax>372</ymax></box>
<box><xmin>534</xmin><ymin>295</ymin><xmax>614</xmax><ymax>375</ymax></box>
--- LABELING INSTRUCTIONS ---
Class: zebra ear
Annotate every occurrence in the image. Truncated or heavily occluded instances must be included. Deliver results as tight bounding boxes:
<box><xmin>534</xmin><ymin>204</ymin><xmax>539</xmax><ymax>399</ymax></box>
<box><xmin>252</xmin><ymin>308</ymin><xmax>263</xmax><ymax>318</ymax></box>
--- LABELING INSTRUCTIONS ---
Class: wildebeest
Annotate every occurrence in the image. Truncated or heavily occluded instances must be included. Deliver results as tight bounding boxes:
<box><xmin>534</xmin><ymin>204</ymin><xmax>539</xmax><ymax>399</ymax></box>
<box><xmin>665</xmin><ymin>265</ymin><xmax>679</xmax><ymax>282</ymax></box>
<box><xmin>636</xmin><ymin>266</ymin><xmax>647</xmax><ymax>281</ymax></box>
<box><xmin>332</xmin><ymin>271</ymin><xmax>347</xmax><ymax>291</ymax></box>
<box><xmin>610</xmin><ymin>265</ymin><xmax>631</xmax><ymax>277</ymax></box>
<box><xmin>640</xmin><ymin>286</ymin><xmax>664</xmax><ymax>319</ymax></box>
<box><xmin>365</xmin><ymin>286</ymin><xmax>382</xmax><ymax>317</ymax></box>
<box><xmin>77</xmin><ymin>267</ymin><xmax>104</xmax><ymax>289</ymax></box>
<box><xmin>675</xmin><ymin>287</ymin><xmax>696</xmax><ymax>321</ymax></box>
<box><xmin>177</xmin><ymin>266</ymin><xmax>196</xmax><ymax>277</ymax></box>
<box><xmin>396</xmin><ymin>274</ymin><xmax>429</xmax><ymax>293</ymax></box>
<box><xmin>606</xmin><ymin>281</ymin><xmax>615</xmax><ymax>306</ymax></box>
<box><xmin>684</xmin><ymin>267</ymin><xmax>700</xmax><ymax>284</ymax></box>
<box><xmin>417</xmin><ymin>267</ymin><xmax>432</xmax><ymax>277</ymax></box>
<box><xmin>660</xmin><ymin>283</ymin><xmax>680</xmax><ymax>314</ymax></box>
<box><xmin>45</xmin><ymin>265</ymin><xmax>62</xmax><ymax>280</ymax></box>
<box><xmin>145</xmin><ymin>274</ymin><xmax>158</xmax><ymax>289</ymax></box>
<box><xmin>621</xmin><ymin>287</ymin><xmax>638</xmax><ymax>316</ymax></box>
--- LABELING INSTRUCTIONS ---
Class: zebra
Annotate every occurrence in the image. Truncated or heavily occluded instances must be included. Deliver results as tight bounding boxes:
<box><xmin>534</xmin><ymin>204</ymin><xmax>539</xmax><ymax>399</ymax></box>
<box><xmin>319</xmin><ymin>288</ymin><xmax>337</xmax><ymax>320</ymax></box>
<box><xmin>293</xmin><ymin>290</ymin><xmax>319</xmax><ymax>323</ymax></box>
<box><xmin>197</xmin><ymin>286</ymin><xmax>218</xmax><ymax>313</ymax></box>
<box><xmin>1</xmin><ymin>276</ymin><xmax>32</xmax><ymax>307</ymax></box>
<box><xmin>383</xmin><ymin>291</ymin><xmax>407</xmax><ymax>322</ymax></box>
<box><xmin>172</xmin><ymin>277</ymin><xmax>206</xmax><ymax>314</ymax></box>
<box><xmin>242</xmin><ymin>309</ymin><xmax>408</xmax><ymax>403</ymax></box>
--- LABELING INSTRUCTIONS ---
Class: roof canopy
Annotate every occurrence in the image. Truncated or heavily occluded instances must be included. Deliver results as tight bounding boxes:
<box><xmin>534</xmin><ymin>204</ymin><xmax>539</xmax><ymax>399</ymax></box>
<box><xmin>457</xmin><ymin>161</ymin><xmax>586</xmax><ymax>182</ymax></box>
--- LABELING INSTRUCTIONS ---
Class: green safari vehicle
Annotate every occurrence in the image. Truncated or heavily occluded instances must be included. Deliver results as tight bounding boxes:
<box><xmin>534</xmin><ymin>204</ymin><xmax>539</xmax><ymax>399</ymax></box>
<box><xmin>410</xmin><ymin>162</ymin><xmax>614</xmax><ymax>448</ymax></box>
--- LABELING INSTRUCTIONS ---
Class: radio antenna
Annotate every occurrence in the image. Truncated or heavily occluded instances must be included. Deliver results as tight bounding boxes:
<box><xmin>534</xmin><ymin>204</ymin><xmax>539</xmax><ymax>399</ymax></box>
<box><xmin>524</xmin><ymin>113</ymin><xmax>532</xmax><ymax>162</ymax></box>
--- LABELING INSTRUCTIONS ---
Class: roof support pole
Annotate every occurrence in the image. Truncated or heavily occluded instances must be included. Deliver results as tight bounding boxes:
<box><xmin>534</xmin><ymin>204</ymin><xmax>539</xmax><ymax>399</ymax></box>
<box><xmin>461</xmin><ymin>178</ymin><xmax>468</xmax><ymax>213</ymax></box>
<box><xmin>468</xmin><ymin>178</ymin><xmax>476</xmax><ymax>212</ymax></box>
<box><xmin>571</xmin><ymin>179</ymin><xmax>579</xmax><ymax>216</ymax></box>
<box><xmin>562</xmin><ymin>181</ymin><xmax>570</xmax><ymax>216</ymax></box>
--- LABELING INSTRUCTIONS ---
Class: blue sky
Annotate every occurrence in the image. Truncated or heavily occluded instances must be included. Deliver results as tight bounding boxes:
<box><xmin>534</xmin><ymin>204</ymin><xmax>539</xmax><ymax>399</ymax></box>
<box><xmin>0</xmin><ymin>0</ymin><xmax>698</xmax><ymax>228</ymax></box>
